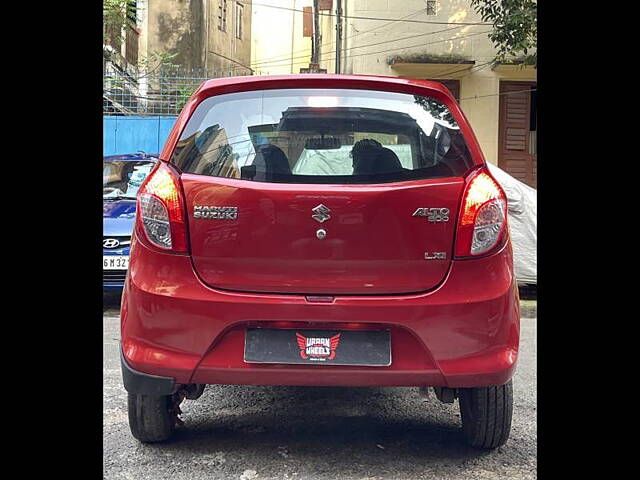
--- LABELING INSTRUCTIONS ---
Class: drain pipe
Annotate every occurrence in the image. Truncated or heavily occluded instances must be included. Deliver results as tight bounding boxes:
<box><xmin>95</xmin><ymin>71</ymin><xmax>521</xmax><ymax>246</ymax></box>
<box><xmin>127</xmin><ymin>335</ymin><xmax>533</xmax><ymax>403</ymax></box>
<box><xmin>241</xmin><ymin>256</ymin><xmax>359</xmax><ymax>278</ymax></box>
<box><xmin>312</xmin><ymin>0</ymin><xmax>320</xmax><ymax>64</ymax></box>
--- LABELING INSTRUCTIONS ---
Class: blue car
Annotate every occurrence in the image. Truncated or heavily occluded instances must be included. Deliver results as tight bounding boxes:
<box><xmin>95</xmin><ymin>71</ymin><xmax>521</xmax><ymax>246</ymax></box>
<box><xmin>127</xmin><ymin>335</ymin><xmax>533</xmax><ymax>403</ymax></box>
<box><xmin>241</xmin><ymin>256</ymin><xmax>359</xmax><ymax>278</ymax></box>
<box><xmin>103</xmin><ymin>153</ymin><xmax>158</xmax><ymax>290</ymax></box>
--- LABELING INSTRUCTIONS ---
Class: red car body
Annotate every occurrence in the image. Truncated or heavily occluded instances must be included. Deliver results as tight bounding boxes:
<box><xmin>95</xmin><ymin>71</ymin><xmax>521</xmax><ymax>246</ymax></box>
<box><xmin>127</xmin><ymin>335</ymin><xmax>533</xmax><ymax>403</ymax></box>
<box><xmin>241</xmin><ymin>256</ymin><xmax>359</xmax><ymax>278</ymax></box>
<box><xmin>123</xmin><ymin>235</ymin><xmax>518</xmax><ymax>387</ymax></box>
<box><xmin>120</xmin><ymin>75</ymin><xmax>519</xmax><ymax>446</ymax></box>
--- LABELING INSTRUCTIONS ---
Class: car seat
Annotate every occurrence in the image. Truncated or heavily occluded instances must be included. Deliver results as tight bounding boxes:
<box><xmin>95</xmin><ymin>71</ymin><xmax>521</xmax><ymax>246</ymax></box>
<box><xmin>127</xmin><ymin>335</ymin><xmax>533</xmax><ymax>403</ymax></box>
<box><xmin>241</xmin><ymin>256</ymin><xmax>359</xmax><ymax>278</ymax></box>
<box><xmin>353</xmin><ymin>147</ymin><xmax>403</xmax><ymax>176</ymax></box>
<box><xmin>252</xmin><ymin>144</ymin><xmax>292</xmax><ymax>181</ymax></box>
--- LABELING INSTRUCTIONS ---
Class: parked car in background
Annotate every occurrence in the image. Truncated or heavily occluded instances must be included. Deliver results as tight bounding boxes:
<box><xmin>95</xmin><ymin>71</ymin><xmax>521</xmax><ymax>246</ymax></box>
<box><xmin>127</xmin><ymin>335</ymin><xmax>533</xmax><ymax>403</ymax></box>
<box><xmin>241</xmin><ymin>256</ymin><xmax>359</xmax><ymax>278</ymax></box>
<box><xmin>486</xmin><ymin>163</ymin><xmax>537</xmax><ymax>285</ymax></box>
<box><xmin>103</xmin><ymin>153</ymin><xmax>158</xmax><ymax>291</ymax></box>
<box><xmin>121</xmin><ymin>75</ymin><xmax>520</xmax><ymax>449</ymax></box>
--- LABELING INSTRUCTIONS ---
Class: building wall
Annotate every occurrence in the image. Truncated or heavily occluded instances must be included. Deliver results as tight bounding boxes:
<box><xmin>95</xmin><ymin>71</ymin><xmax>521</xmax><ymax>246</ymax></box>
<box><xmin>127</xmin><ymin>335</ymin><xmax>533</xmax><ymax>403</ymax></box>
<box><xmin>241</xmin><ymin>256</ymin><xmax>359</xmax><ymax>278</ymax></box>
<box><xmin>251</xmin><ymin>0</ymin><xmax>313</xmax><ymax>75</ymax></box>
<box><xmin>206</xmin><ymin>0</ymin><xmax>253</xmax><ymax>75</ymax></box>
<box><xmin>144</xmin><ymin>0</ymin><xmax>206</xmax><ymax>70</ymax></box>
<box><xmin>137</xmin><ymin>0</ymin><xmax>252</xmax><ymax>75</ymax></box>
<box><xmin>315</xmin><ymin>0</ymin><xmax>536</xmax><ymax>165</ymax></box>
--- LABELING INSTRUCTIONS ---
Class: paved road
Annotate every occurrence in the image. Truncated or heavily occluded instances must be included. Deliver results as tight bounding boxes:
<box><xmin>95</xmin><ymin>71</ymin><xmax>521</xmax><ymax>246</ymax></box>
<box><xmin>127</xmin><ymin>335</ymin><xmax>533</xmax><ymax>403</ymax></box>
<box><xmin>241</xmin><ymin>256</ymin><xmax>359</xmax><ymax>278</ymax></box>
<box><xmin>104</xmin><ymin>298</ymin><xmax>536</xmax><ymax>479</ymax></box>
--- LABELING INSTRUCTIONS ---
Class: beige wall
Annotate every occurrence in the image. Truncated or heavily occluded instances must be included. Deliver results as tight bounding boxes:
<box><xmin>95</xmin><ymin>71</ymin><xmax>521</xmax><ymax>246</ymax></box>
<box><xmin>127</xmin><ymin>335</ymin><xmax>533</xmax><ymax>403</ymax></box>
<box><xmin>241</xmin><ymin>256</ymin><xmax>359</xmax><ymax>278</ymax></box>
<box><xmin>251</xmin><ymin>0</ymin><xmax>313</xmax><ymax>74</ymax></box>
<box><xmin>312</xmin><ymin>0</ymin><xmax>536</xmax><ymax>165</ymax></box>
<box><xmin>137</xmin><ymin>0</ymin><xmax>252</xmax><ymax>75</ymax></box>
<box><xmin>142</xmin><ymin>0</ymin><xmax>206</xmax><ymax>70</ymax></box>
<box><xmin>206</xmin><ymin>0</ymin><xmax>252</xmax><ymax>75</ymax></box>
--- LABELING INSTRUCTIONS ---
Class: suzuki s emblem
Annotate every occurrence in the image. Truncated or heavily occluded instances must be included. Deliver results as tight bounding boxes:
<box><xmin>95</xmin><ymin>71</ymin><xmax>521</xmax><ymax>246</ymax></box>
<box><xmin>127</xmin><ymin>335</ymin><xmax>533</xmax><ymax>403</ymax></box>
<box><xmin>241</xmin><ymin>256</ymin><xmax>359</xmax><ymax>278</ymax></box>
<box><xmin>312</xmin><ymin>204</ymin><xmax>331</xmax><ymax>223</ymax></box>
<box><xmin>103</xmin><ymin>238</ymin><xmax>120</xmax><ymax>249</ymax></box>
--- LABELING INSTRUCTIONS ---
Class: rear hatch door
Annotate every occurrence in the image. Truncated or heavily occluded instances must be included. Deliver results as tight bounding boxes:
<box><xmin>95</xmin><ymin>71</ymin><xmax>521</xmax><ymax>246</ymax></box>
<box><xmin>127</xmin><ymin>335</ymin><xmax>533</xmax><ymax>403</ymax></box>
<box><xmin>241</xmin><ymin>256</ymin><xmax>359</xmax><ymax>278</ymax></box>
<box><xmin>182</xmin><ymin>176</ymin><xmax>463</xmax><ymax>295</ymax></box>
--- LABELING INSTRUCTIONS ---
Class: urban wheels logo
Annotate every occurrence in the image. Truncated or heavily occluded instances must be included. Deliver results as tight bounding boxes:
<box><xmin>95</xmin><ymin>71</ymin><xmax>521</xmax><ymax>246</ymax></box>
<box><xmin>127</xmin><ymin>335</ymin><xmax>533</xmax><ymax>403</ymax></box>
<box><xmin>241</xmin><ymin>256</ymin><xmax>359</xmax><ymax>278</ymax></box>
<box><xmin>296</xmin><ymin>333</ymin><xmax>341</xmax><ymax>361</ymax></box>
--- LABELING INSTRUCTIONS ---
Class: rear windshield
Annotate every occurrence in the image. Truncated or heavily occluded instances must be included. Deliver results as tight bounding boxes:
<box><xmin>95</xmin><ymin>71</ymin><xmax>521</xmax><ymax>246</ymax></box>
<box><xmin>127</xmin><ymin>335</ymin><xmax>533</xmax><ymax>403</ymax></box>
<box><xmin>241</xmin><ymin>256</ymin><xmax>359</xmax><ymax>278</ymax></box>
<box><xmin>170</xmin><ymin>88</ymin><xmax>474</xmax><ymax>184</ymax></box>
<box><xmin>103</xmin><ymin>160</ymin><xmax>155</xmax><ymax>199</ymax></box>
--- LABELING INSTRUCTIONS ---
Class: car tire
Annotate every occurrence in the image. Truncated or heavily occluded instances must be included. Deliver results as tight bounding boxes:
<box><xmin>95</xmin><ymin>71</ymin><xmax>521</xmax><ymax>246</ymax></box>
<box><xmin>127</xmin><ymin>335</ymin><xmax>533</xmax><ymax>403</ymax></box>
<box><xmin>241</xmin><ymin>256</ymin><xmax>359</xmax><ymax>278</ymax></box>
<box><xmin>458</xmin><ymin>380</ymin><xmax>513</xmax><ymax>449</ymax></box>
<box><xmin>127</xmin><ymin>393</ymin><xmax>175</xmax><ymax>443</ymax></box>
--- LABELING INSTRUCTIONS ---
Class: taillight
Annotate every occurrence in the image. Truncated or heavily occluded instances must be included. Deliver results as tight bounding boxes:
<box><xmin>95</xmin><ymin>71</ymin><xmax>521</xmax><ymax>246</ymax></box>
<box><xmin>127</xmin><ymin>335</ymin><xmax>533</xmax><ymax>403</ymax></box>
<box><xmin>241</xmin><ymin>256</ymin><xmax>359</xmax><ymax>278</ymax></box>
<box><xmin>136</xmin><ymin>162</ymin><xmax>188</xmax><ymax>253</ymax></box>
<box><xmin>454</xmin><ymin>168</ymin><xmax>507</xmax><ymax>258</ymax></box>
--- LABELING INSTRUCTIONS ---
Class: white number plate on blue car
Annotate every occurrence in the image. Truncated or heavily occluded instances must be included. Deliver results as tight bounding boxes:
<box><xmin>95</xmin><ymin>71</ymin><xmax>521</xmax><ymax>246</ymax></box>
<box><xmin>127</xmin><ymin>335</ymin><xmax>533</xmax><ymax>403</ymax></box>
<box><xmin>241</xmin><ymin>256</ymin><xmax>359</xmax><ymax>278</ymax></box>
<box><xmin>103</xmin><ymin>256</ymin><xmax>129</xmax><ymax>270</ymax></box>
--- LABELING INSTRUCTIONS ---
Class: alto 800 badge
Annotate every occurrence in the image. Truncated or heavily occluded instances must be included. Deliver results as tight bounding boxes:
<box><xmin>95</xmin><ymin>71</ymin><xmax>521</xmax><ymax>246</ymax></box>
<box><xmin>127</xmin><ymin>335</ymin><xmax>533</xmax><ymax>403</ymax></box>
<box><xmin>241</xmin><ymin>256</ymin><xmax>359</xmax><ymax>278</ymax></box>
<box><xmin>412</xmin><ymin>207</ymin><xmax>450</xmax><ymax>223</ymax></box>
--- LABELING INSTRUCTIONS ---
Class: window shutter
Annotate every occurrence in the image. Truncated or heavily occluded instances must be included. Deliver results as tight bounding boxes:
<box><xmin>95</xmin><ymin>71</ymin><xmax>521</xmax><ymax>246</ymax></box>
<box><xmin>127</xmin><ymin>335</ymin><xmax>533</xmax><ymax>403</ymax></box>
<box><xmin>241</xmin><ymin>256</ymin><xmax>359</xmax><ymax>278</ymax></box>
<box><xmin>498</xmin><ymin>81</ymin><xmax>536</xmax><ymax>187</ymax></box>
<box><xmin>438</xmin><ymin>79</ymin><xmax>460</xmax><ymax>103</ymax></box>
<box><xmin>502</xmin><ymin>85</ymin><xmax>530</xmax><ymax>152</ymax></box>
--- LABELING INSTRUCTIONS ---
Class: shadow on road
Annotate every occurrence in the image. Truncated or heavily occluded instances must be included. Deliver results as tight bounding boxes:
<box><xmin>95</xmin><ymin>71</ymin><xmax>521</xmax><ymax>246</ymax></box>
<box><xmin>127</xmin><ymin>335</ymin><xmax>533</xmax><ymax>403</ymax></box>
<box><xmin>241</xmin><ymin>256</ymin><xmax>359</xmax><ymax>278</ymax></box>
<box><xmin>135</xmin><ymin>386</ymin><xmax>504</xmax><ymax>472</ymax></box>
<box><xmin>518</xmin><ymin>285</ymin><xmax>537</xmax><ymax>300</ymax></box>
<box><xmin>103</xmin><ymin>291</ymin><xmax>122</xmax><ymax>311</ymax></box>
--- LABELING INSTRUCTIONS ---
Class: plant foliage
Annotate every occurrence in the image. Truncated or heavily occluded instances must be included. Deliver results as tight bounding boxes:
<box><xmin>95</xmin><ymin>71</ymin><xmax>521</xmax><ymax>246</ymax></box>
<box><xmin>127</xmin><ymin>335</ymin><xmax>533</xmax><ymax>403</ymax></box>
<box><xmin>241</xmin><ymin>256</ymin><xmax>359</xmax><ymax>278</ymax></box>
<box><xmin>471</xmin><ymin>0</ymin><xmax>537</xmax><ymax>67</ymax></box>
<box><xmin>103</xmin><ymin>0</ymin><xmax>137</xmax><ymax>52</ymax></box>
<box><xmin>387</xmin><ymin>53</ymin><xmax>472</xmax><ymax>65</ymax></box>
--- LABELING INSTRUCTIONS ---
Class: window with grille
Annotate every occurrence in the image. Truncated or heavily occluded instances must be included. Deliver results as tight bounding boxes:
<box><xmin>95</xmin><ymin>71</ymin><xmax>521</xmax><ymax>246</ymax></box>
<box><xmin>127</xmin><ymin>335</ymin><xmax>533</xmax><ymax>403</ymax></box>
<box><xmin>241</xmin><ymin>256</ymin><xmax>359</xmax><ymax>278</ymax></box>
<box><xmin>235</xmin><ymin>2</ymin><xmax>243</xmax><ymax>39</ymax></box>
<box><xmin>218</xmin><ymin>0</ymin><xmax>227</xmax><ymax>32</ymax></box>
<box><xmin>426</xmin><ymin>1</ymin><xmax>437</xmax><ymax>15</ymax></box>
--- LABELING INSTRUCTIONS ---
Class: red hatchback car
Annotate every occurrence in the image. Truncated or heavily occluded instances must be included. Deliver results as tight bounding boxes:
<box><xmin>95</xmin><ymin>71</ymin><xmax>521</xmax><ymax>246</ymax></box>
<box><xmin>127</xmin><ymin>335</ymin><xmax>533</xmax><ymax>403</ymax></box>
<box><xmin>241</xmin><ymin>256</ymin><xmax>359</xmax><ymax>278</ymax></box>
<box><xmin>120</xmin><ymin>74</ymin><xmax>520</xmax><ymax>449</ymax></box>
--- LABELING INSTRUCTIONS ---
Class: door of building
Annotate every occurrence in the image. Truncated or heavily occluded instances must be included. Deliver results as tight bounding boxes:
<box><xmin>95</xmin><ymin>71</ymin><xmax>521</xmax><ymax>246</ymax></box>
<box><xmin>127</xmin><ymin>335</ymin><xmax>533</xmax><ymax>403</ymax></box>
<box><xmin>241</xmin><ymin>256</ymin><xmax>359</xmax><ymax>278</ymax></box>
<box><xmin>498</xmin><ymin>81</ymin><xmax>537</xmax><ymax>188</ymax></box>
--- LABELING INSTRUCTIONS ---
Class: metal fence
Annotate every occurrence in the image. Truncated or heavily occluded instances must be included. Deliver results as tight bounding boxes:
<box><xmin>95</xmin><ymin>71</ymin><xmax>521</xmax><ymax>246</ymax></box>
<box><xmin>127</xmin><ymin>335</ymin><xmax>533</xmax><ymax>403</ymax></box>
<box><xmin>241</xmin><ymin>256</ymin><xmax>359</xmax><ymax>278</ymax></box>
<box><xmin>103</xmin><ymin>65</ymin><xmax>246</xmax><ymax>116</ymax></box>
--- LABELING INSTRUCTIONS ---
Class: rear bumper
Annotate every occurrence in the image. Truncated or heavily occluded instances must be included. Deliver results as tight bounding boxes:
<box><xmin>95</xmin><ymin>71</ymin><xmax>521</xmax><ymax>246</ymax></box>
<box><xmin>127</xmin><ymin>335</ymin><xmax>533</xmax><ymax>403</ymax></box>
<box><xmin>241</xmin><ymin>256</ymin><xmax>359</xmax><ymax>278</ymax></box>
<box><xmin>121</xmin><ymin>235</ymin><xmax>520</xmax><ymax>388</ymax></box>
<box><xmin>121</xmin><ymin>345</ymin><xmax>176</xmax><ymax>395</ymax></box>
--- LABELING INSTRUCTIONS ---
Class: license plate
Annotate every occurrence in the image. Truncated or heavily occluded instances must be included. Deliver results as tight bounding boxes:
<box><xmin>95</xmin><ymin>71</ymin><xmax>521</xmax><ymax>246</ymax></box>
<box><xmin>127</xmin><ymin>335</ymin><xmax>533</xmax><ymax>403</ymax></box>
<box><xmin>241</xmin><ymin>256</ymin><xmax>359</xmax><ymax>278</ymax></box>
<box><xmin>103</xmin><ymin>255</ymin><xmax>129</xmax><ymax>270</ymax></box>
<box><xmin>244</xmin><ymin>328</ymin><xmax>391</xmax><ymax>366</ymax></box>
